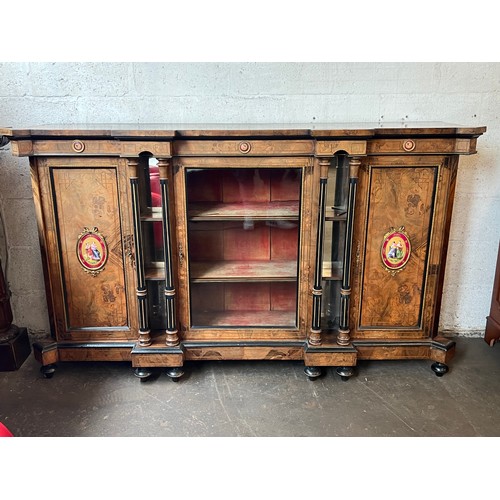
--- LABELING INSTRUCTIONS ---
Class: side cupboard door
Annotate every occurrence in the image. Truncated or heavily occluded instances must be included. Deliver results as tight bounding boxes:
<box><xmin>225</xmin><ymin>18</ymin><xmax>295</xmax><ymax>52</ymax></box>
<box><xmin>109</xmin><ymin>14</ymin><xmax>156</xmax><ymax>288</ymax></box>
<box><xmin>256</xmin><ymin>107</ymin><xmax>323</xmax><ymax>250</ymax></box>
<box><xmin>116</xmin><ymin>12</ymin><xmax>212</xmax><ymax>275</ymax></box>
<box><xmin>350</xmin><ymin>155</ymin><xmax>458</xmax><ymax>340</ymax></box>
<box><xmin>32</xmin><ymin>157</ymin><xmax>137</xmax><ymax>341</ymax></box>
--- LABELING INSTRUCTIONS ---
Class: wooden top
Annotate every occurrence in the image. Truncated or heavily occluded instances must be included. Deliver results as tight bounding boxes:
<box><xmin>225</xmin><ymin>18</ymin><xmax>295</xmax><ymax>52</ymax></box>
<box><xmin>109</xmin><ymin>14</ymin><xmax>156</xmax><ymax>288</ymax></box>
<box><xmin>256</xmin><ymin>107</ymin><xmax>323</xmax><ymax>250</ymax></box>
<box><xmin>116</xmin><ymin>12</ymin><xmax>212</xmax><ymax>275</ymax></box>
<box><xmin>0</xmin><ymin>122</ymin><xmax>487</xmax><ymax>139</ymax></box>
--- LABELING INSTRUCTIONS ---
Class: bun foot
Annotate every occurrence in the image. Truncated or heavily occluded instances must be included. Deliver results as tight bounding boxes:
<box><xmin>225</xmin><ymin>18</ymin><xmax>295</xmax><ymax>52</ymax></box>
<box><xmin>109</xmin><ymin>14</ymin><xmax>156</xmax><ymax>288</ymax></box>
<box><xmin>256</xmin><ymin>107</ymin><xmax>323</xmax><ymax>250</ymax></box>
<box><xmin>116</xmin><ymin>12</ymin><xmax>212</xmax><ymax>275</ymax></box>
<box><xmin>40</xmin><ymin>364</ymin><xmax>56</xmax><ymax>379</ymax></box>
<box><xmin>336</xmin><ymin>366</ymin><xmax>354</xmax><ymax>381</ymax></box>
<box><xmin>431</xmin><ymin>362</ymin><xmax>449</xmax><ymax>377</ymax></box>
<box><xmin>134</xmin><ymin>367</ymin><xmax>153</xmax><ymax>381</ymax></box>
<box><xmin>166</xmin><ymin>367</ymin><xmax>184</xmax><ymax>382</ymax></box>
<box><xmin>304</xmin><ymin>366</ymin><xmax>322</xmax><ymax>381</ymax></box>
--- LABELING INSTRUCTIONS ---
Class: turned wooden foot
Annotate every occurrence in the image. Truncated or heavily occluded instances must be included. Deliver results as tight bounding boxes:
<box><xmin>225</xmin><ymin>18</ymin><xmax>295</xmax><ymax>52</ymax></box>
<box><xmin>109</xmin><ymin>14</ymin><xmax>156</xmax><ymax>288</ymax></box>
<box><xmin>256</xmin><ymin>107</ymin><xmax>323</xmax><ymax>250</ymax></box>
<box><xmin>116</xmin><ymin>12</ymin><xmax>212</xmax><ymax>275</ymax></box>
<box><xmin>165</xmin><ymin>367</ymin><xmax>184</xmax><ymax>382</ymax></box>
<box><xmin>431</xmin><ymin>362</ymin><xmax>449</xmax><ymax>377</ymax></box>
<box><xmin>304</xmin><ymin>366</ymin><xmax>322</xmax><ymax>381</ymax></box>
<box><xmin>336</xmin><ymin>366</ymin><xmax>354</xmax><ymax>381</ymax></box>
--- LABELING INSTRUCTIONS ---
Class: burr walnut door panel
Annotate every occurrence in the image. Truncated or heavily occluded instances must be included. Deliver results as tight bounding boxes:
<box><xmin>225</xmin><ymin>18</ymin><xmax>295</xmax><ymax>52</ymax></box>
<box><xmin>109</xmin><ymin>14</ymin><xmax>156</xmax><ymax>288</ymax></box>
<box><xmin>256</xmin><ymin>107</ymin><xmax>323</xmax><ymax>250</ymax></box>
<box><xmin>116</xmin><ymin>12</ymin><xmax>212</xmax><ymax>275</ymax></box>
<box><xmin>350</xmin><ymin>156</ymin><xmax>456</xmax><ymax>339</ymax></box>
<box><xmin>35</xmin><ymin>157</ymin><xmax>136</xmax><ymax>341</ymax></box>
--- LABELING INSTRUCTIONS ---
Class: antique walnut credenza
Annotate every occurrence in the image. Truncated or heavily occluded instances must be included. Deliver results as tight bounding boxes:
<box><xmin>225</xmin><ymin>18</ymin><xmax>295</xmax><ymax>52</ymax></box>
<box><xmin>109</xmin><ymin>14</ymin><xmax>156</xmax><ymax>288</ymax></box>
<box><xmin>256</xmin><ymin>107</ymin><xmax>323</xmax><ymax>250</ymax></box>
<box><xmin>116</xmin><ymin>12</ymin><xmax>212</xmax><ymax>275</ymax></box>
<box><xmin>0</xmin><ymin>123</ymin><xmax>486</xmax><ymax>381</ymax></box>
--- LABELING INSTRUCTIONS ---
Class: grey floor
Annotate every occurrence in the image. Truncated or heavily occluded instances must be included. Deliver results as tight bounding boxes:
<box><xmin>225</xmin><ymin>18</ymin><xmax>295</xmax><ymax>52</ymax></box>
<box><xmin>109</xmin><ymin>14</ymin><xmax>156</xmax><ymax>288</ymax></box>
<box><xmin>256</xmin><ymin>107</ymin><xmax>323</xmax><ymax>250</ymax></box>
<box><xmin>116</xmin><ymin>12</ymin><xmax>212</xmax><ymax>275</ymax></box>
<box><xmin>1</xmin><ymin>337</ymin><xmax>499</xmax><ymax>437</ymax></box>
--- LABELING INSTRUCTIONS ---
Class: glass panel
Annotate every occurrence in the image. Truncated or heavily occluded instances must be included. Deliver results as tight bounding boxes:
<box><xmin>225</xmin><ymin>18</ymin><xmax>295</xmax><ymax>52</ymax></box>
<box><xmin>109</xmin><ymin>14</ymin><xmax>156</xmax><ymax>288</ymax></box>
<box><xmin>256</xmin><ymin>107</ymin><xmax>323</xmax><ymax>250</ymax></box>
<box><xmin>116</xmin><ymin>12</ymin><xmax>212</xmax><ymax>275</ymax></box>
<box><xmin>142</xmin><ymin>221</ymin><xmax>164</xmax><ymax>269</ymax></box>
<box><xmin>139</xmin><ymin>156</ymin><xmax>165</xmax><ymax>273</ymax></box>
<box><xmin>140</xmin><ymin>157</ymin><xmax>162</xmax><ymax>213</ymax></box>
<box><xmin>186</xmin><ymin>168</ymin><xmax>301</xmax><ymax>328</ymax></box>
<box><xmin>147</xmin><ymin>281</ymin><xmax>166</xmax><ymax>330</ymax></box>
<box><xmin>322</xmin><ymin>155</ymin><xmax>349</xmax><ymax>330</ymax></box>
<box><xmin>321</xmin><ymin>280</ymin><xmax>341</xmax><ymax>330</ymax></box>
<box><xmin>323</xmin><ymin>220</ymin><xmax>346</xmax><ymax>279</ymax></box>
<box><xmin>326</xmin><ymin>155</ymin><xmax>349</xmax><ymax>213</ymax></box>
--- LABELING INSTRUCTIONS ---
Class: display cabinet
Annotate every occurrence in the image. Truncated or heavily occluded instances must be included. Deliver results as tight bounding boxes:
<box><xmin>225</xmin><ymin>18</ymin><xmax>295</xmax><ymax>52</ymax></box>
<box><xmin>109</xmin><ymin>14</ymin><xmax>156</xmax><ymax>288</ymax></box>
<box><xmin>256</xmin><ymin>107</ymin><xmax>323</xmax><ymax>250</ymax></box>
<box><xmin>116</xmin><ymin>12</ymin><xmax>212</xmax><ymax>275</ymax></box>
<box><xmin>0</xmin><ymin>123</ymin><xmax>485</xmax><ymax>381</ymax></box>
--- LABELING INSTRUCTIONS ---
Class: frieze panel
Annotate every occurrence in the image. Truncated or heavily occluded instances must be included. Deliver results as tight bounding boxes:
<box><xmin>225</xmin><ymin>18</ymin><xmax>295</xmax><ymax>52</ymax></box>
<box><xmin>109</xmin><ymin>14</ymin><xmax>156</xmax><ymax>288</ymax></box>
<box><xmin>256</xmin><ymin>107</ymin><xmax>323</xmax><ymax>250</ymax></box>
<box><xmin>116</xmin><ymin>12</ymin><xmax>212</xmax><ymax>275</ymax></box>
<box><xmin>315</xmin><ymin>140</ymin><xmax>367</xmax><ymax>156</ymax></box>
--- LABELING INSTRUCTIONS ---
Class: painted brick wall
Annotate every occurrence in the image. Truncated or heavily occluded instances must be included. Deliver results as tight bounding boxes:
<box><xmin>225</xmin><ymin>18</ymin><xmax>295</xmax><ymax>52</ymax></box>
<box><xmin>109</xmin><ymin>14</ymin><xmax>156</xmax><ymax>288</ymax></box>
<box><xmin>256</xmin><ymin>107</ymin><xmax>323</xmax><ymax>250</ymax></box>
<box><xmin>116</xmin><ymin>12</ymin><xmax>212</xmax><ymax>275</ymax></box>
<box><xmin>0</xmin><ymin>62</ymin><xmax>498</xmax><ymax>336</ymax></box>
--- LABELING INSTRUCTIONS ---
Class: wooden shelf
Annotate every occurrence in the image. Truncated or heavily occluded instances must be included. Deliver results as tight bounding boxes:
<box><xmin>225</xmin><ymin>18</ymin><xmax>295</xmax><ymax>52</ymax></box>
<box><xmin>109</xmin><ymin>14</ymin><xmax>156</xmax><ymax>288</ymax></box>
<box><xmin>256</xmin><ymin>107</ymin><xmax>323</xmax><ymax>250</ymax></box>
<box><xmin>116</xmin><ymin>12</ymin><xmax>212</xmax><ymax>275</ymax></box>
<box><xmin>325</xmin><ymin>208</ymin><xmax>347</xmax><ymax>221</ymax></box>
<box><xmin>192</xmin><ymin>310</ymin><xmax>296</xmax><ymax>327</ymax></box>
<box><xmin>188</xmin><ymin>201</ymin><xmax>299</xmax><ymax>221</ymax></box>
<box><xmin>141</xmin><ymin>212</ymin><xmax>162</xmax><ymax>222</ymax></box>
<box><xmin>190</xmin><ymin>260</ymin><xmax>298</xmax><ymax>282</ymax></box>
<box><xmin>145</xmin><ymin>267</ymin><xmax>165</xmax><ymax>280</ymax></box>
<box><xmin>146</xmin><ymin>261</ymin><xmax>299</xmax><ymax>282</ymax></box>
<box><xmin>322</xmin><ymin>261</ymin><xmax>343</xmax><ymax>280</ymax></box>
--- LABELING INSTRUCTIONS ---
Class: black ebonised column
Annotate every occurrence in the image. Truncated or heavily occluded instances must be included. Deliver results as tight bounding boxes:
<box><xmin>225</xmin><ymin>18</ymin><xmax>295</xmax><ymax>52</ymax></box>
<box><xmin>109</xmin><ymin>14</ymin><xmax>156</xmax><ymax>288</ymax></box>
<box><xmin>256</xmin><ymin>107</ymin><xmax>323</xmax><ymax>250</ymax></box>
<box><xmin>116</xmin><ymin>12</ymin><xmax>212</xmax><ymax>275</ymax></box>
<box><xmin>337</xmin><ymin>157</ymin><xmax>360</xmax><ymax>346</ymax></box>
<box><xmin>128</xmin><ymin>158</ymin><xmax>151</xmax><ymax>347</ymax></box>
<box><xmin>157</xmin><ymin>158</ymin><xmax>180</xmax><ymax>347</ymax></box>
<box><xmin>309</xmin><ymin>158</ymin><xmax>330</xmax><ymax>346</ymax></box>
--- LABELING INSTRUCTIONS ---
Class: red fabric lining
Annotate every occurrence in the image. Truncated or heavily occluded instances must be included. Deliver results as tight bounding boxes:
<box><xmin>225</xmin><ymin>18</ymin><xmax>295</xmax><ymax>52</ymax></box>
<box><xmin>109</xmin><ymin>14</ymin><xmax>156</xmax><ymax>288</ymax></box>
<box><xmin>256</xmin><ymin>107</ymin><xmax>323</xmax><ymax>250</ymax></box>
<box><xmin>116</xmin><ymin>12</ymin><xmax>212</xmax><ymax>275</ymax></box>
<box><xmin>0</xmin><ymin>422</ymin><xmax>13</xmax><ymax>437</ymax></box>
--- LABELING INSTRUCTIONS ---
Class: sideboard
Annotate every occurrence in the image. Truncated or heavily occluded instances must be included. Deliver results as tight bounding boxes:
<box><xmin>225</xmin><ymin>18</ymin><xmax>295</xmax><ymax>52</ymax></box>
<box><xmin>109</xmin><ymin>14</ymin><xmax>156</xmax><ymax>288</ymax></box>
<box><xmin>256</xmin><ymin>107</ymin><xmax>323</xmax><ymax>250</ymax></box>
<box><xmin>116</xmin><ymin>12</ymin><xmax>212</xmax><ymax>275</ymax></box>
<box><xmin>0</xmin><ymin>123</ymin><xmax>486</xmax><ymax>381</ymax></box>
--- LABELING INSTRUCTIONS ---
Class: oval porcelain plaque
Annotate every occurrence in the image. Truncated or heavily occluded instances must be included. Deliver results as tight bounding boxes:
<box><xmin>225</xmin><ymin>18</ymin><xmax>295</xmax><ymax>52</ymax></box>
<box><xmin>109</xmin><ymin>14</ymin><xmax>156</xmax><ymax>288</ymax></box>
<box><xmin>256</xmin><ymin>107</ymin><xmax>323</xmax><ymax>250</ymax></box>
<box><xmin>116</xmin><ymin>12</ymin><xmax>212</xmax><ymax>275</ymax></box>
<box><xmin>381</xmin><ymin>228</ymin><xmax>411</xmax><ymax>271</ymax></box>
<box><xmin>76</xmin><ymin>228</ymin><xmax>108</xmax><ymax>276</ymax></box>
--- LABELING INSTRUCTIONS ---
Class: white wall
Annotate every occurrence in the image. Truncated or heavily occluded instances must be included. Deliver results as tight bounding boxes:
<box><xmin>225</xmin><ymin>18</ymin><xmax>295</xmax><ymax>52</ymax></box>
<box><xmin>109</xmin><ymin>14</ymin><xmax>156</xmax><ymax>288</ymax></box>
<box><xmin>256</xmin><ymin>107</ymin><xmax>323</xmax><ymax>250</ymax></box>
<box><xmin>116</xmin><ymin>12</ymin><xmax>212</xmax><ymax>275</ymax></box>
<box><xmin>0</xmin><ymin>62</ymin><xmax>499</xmax><ymax>336</ymax></box>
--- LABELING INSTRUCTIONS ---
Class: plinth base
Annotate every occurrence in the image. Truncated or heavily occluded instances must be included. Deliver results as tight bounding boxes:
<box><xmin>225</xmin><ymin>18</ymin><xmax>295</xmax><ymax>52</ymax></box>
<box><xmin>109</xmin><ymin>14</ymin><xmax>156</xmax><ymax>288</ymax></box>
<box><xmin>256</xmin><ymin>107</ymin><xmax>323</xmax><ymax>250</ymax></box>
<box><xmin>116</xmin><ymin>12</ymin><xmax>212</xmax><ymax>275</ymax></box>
<box><xmin>0</xmin><ymin>326</ymin><xmax>31</xmax><ymax>371</ymax></box>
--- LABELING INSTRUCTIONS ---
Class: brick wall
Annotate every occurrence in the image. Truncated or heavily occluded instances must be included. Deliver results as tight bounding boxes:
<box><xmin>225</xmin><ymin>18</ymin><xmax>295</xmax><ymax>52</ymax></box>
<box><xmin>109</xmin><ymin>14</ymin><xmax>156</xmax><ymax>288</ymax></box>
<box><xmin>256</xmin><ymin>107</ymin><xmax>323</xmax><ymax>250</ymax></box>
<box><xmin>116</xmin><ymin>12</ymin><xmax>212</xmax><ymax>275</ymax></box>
<box><xmin>0</xmin><ymin>62</ymin><xmax>498</xmax><ymax>336</ymax></box>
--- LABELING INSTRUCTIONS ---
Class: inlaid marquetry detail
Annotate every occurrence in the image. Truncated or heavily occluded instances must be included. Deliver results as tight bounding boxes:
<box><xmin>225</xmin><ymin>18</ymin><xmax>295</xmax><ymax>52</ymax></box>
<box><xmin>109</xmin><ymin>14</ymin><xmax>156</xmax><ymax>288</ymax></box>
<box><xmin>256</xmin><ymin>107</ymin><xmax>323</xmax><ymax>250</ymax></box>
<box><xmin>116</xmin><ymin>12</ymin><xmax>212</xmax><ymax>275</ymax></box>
<box><xmin>175</xmin><ymin>139</ymin><xmax>314</xmax><ymax>156</ymax></box>
<box><xmin>367</xmin><ymin>138</ymin><xmax>477</xmax><ymax>155</ymax></box>
<box><xmin>50</xmin><ymin>165</ymin><xmax>128</xmax><ymax>331</ymax></box>
<box><xmin>358</xmin><ymin>163</ymin><xmax>438</xmax><ymax>330</ymax></box>
<box><xmin>316</xmin><ymin>140</ymin><xmax>367</xmax><ymax>156</ymax></box>
<box><xmin>123</xmin><ymin>234</ymin><xmax>135</xmax><ymax>269</ymax></box>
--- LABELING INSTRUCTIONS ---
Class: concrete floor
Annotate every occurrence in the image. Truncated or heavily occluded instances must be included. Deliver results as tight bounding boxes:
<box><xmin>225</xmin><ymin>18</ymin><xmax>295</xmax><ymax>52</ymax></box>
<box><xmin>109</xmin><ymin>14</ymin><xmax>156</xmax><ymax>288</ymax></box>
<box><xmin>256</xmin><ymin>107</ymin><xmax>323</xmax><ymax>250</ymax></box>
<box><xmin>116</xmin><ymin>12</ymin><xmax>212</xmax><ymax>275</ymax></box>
<box><xmin>1</xmin><ymin>337</ymin><xmax>499</xmax><ymax>437</ymax></box>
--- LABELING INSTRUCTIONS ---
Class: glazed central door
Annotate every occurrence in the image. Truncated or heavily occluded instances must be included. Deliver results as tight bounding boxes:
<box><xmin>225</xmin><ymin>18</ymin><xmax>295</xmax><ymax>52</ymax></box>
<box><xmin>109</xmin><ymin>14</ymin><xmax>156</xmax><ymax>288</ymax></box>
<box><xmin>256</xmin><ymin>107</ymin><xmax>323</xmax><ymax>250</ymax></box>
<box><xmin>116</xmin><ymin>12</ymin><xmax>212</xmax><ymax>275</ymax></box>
<box><xmin>175</xmin><ymin>157</ymin><xmax>313</xmax><ymax>341</ymax></box>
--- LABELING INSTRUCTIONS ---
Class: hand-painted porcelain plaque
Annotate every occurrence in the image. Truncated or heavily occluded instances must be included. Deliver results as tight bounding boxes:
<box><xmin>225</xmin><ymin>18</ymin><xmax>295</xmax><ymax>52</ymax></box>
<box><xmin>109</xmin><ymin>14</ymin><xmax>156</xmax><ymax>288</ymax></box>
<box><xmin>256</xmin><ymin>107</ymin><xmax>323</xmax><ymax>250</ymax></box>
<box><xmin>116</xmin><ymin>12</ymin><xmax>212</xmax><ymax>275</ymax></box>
<box><xmin>76</xmin><ymin>227</ymin><xmax>108</xmax><ymax>276</ymax></box>
<box><xmin>381</xmin><ymin>227</ymin><xmax>411</xmax><ymax>272</ymax></box>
